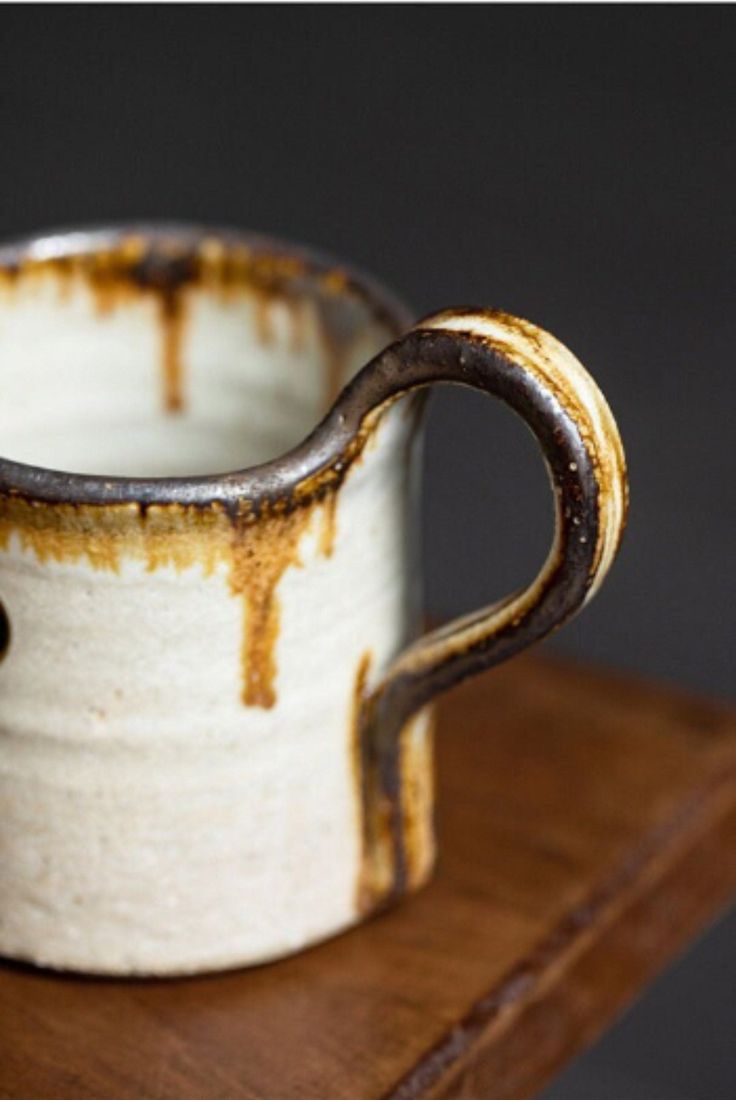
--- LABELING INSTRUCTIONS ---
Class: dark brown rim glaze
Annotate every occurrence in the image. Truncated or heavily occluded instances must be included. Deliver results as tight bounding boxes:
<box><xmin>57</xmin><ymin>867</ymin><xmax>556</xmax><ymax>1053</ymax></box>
<box><xmin>0</xmin><ymin>223</ymin><xmax>413</xmax><ymax>508</ymax></box>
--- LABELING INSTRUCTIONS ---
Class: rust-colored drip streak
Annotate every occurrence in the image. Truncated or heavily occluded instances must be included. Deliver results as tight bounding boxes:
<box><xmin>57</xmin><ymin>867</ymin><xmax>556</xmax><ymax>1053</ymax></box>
<box><xmin>351</xmin><ymin>652</ymin><xmax>375</xmax><ymax>914</ymax></box>
<box><xmin>229</xmin><ymin>507</ymin><xmax>313</xmax><ymax>710</ymax></box>
<box><xmin>159</xmin><ymin>288</ymin><xmax>187</xmax><ymax>414</ymax></box>
<box><xmin>319</xmin><ymin>491</ymin><xmax>338</xmax><ymax>558</ymax></box>
<box><xmin>241</xmin><ymin>592</ymin><xmax>280</xmax><ymax>709</ymax></box>
<box><xmin>231</xmin><ymin>488</ymin><xmax>341</xmax><ymax>707</ymax></box>
<box><xmin>229</xmin><ymin>488</ymin><xmax>343</xmax><ymax>708</ymax></box>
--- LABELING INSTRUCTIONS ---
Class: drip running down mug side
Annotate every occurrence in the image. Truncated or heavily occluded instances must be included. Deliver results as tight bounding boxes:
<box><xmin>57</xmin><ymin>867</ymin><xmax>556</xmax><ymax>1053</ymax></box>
<box><xmin>0</xmin><ymin>225</ymin><xmax>627</xmax><ymax>974</ymax></box>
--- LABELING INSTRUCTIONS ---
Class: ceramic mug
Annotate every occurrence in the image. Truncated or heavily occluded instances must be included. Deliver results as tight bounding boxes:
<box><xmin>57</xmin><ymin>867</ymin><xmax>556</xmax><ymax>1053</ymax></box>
<box><xmin>0</xmin><ymin>225</ymin><xmax>627</xmax><ymax>975</ymax></box>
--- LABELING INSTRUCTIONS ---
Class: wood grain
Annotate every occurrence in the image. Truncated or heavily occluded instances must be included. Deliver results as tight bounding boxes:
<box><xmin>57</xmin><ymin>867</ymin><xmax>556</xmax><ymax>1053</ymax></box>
<box><xmin>1</xmin><ymin>654</ymin><xmax>735</xmax><ymax>1100</ymax></box>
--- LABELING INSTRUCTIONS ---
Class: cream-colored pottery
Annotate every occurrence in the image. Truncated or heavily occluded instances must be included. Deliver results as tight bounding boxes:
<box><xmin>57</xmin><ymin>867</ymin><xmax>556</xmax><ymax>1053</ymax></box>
<box><xmin>0</xmin><ymin>226</ymin><xmax>627</xmax><ymax>974</ymax></box>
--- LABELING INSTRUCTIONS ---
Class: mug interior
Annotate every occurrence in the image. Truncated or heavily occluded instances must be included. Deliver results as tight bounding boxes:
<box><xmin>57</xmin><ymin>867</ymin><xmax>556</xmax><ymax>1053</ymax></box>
<box><xmin>0</xmin><ymin>228</ymin><xmax>402</xmax><ymax>478</ymax></box>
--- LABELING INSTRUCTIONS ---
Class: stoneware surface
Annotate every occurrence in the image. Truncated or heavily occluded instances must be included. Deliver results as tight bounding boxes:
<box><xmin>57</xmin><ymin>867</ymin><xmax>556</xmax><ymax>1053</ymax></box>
<box><xmin>0</xmin><ymin>225</ymin><xmax>627</xmax><ymax>974</ymax></box>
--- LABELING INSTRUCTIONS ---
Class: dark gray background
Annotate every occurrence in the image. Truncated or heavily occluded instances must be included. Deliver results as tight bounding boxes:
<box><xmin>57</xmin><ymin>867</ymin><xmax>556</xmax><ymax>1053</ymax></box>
<box><xmin>0</xmin><ymin>7</ymin><xmax>733</xmax><ymax>1098</ymax></box>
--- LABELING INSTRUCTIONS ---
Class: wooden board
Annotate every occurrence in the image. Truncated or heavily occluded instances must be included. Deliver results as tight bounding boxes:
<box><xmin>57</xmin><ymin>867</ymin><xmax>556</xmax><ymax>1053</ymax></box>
<box><xmin>1</xmin><ymin>654</ymin><xmax>735</xmax><ymax>1100</ymax></box>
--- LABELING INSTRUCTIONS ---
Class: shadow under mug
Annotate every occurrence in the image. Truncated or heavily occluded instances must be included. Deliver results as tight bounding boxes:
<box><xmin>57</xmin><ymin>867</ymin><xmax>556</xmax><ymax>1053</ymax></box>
<box><xmin>0</xmin><ymin>225</ymin><xmax>627</xmax><ymax>975</ymax></box>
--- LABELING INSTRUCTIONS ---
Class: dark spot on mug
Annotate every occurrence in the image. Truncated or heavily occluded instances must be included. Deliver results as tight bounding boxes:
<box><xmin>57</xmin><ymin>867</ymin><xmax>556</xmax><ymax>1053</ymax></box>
<box><xmin>0</xmin><ymin>599</ymin><xmax>10</xmax><ymax>660</ymax></box>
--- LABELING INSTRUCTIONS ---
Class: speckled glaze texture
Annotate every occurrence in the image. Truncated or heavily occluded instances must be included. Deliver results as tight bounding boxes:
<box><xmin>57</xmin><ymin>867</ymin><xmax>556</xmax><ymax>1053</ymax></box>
<box><xmin>0</xmin><ymin>226</ymin><xmax>627</xmax><ymax>975</ymax></box>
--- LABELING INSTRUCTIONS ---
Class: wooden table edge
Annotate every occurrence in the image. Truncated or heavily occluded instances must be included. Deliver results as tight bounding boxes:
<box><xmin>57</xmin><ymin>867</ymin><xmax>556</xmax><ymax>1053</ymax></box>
<box><xmin>382</xmin><ymin>765</ymin><xmax>736</xmax><ymax>1100</ymax></box>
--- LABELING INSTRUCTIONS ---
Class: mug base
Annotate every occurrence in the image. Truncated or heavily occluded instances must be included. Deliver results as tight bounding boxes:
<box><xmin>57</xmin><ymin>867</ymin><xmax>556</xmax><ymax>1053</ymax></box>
<box><xmin>0</xmin><ymin>861</ymin><xmax>435</xmax><ymax>978</ymax></box>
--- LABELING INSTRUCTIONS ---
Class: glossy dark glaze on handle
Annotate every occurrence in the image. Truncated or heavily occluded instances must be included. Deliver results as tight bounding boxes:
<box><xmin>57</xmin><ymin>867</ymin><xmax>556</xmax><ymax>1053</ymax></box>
<box><xmin>349</xmin><ymin>309</ymin><xmax>628</xmax><ymax>898</ymax></box>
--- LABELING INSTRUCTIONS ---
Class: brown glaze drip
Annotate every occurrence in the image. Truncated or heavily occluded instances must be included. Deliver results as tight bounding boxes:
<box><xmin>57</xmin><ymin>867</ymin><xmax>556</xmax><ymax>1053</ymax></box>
<box><xmin>229</xmin><ymin>506</ymin><xmax>313</xmax><ymax>709</ymax></box>
<box><xmin>318</xmin><ymin>491</ymin><xmax>338</xmax><ymax>558</ymax></box>
<box><xmin>106</xmin><ymin>241</ymin><xmax>194</xmax><ymax>416</ymax></box>
<box><xmin>159</xmin><ymin>287</ymin><xmax>187</xmax><ymax>413</ymax></box>
<box><xmin>351</xmin><ymin>652</ymin><xmax>380</xmax><ymax>914</ymax></box>
<box><xmin>0</xmin><ymin>490</ymin><xmax>341</xmax><ymax>710</ymax></box>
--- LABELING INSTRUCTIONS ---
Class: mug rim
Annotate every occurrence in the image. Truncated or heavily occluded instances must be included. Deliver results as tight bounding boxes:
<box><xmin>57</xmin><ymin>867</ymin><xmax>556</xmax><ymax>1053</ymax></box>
<box><xmin>0</xmin><ymin>222</ymin><xmax>412</xmax><ymax>509</ymax></box>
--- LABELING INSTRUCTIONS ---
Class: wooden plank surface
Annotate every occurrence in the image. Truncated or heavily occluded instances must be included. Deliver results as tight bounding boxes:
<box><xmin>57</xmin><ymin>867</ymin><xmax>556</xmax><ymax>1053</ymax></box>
<box><xmin>1</xmin><ymin>654</ymin><xmax>735</xmax><ymax>1100</ymax></box>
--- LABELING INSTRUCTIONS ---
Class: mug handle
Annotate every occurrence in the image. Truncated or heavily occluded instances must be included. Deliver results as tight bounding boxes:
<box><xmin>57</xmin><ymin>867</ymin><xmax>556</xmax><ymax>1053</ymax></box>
<box><xmin>346</xmin><ymin>308</ymin><xmax>628</xmax><ymax>895</ymax></box>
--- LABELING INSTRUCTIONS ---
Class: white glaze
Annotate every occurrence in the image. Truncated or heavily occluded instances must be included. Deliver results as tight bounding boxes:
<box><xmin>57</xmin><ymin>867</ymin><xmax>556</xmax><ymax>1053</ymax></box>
<box><xmin>0</xmin><ymin>257</ymin><xmax>433</xmax><ymax>974</ymax></box>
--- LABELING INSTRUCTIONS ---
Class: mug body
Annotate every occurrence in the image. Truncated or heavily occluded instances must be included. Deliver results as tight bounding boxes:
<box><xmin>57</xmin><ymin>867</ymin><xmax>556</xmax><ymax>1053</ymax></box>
<box><xmin>0</xmin><ymin>228</ymin><xmax>434</xmax><ymax>974</ymax></box>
